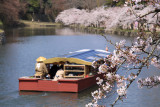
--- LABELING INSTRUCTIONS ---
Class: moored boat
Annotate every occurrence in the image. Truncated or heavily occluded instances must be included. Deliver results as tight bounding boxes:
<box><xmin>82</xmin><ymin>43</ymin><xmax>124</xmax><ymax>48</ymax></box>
<box><xmin>19</xmin><ymin>49</ymin><xmax>116</xmax><ymax>92</ymax></box>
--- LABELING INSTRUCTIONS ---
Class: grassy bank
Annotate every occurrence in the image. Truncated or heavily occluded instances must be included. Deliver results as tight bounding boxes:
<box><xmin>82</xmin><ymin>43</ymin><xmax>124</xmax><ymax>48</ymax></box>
<box><xmin>20</xmin><ymin>20</ymin><xmax>61</xmax><ymax>28</ymax></box>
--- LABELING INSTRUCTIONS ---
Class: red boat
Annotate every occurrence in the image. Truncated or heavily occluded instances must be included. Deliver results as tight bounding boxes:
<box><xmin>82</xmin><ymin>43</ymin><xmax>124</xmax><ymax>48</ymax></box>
<box><xmin>19</xmin><ymin>49</ymin><xmax>115</xmax><ymax>92</ymax></box>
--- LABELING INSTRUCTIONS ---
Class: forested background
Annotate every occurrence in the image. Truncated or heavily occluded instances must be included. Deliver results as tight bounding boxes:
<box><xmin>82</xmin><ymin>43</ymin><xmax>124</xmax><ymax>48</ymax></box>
<box><xmin>0</xmin><ymin>0</ymin><xmax>127</xmax><ymax>28</ymax></box>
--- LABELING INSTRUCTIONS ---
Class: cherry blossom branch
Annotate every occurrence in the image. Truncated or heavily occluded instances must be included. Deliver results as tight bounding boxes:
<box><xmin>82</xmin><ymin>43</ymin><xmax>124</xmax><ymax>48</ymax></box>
<box><xmin>141</xmin><ymin>49</ymin><xmax>160</xmax><ymax>58</ymax></box>
<box><xmin>111</xmin><ymin>39</ymin><xmax>160</xmax><ymax>107</ymax></box>
<box><xmin>114</xmin><ymin>60</ymin><xmax>126</xmax><ymax>74</ymax></box>
<box><xmin>138</xmin><ymin>76</ymin><xmax>160</xmax><ymax>88</ymax></box>
<box><xmin>100</xmin><ymin>34</ymin><xmax>129</xmax><ymax>73</ymax></box>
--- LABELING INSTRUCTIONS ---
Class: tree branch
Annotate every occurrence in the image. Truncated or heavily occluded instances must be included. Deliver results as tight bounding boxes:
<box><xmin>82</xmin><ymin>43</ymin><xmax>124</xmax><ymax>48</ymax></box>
<box><xmin>139</xmin><ymin>8</ymin><xmax>160</xmax><ymax>18</ymax></box>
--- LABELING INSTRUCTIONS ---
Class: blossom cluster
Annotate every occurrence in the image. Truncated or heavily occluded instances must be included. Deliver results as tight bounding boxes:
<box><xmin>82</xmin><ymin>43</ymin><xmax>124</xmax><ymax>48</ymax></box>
<box><xmin>134</xmin><ymin>37</ymin><xmax>153</xmax><ymax>51</ymax></box>
<box><xmin>106</xmin><ymin>39</ymin><xmax>138</xmax><ymax>68</ymax></box>
<box><xmin>86</xmin><ymin>71</ymin><xmax>132</xmax><ymax>107</ymax></box>
<box><xmin>151</xmin><ymin>57</ymin><xmax>160</xmax><ymax>69</ymax></box>
<box><xmin>117</xmin><ymin>86</ymin><xmax>127</xmax><ymax>96</ymax></box>
<box><xmin>98</xmin><ymin>63</ymin><xmax>111</xmax><ymax>73</ymax></box>
<box><xmin>106</xmin><ymin>35</ymin><xmax>157</xmax><ymax>69</ymax></box>
<box><xmin>91</xmin><ymin>88</ymin><xmax>104</xmax><ymax>103</ymax></box>
<box><xmin>138</xmin><ymin>76</ymin><xmax>160</xmax><ymax>88</ymax></box>
<box><xmin>92</xmin><ymin>61</ymin><xmax>98</xmax><ymax>69</ymax></box>
<box><xmin>97</xmin><ymin>73</ymin><xmax>128</xmax><ymax>96</ymax></box>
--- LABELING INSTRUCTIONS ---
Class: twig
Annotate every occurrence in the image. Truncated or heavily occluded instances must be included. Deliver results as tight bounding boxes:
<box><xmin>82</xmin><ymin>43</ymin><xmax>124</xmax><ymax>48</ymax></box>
<box><xmin>139</xmin><ymin>8</ymin><xmax>160</xmax><ymax>18</ymax></box>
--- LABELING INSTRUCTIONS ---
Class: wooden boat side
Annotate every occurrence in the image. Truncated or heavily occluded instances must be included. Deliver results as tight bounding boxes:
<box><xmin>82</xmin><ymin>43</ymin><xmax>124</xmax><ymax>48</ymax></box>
<box><xmin>19</xmin><ymin>73</ymin><xmax>104</xmax><ymax>92</ymax></box>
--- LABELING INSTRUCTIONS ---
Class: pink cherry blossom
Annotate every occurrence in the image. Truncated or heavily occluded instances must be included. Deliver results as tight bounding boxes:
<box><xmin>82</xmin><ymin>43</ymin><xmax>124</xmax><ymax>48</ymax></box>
<box><xmin>117</xmin><ymin>86</ymin><xmax>127</xmax><ymax>96</ymax></box>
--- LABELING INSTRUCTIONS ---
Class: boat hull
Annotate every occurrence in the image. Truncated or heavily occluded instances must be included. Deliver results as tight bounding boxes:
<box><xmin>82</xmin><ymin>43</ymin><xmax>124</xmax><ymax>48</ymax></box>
<box><xmin>19</xmin><ymin>73</ymin><xmax>104</xmax><ymax>92</ymax></box>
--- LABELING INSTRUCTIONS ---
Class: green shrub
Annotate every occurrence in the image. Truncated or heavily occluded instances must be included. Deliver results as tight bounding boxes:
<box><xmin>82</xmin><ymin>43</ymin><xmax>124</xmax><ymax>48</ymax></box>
<box><xmin>116</xmin><ymin>0</ymin><xmax>125</xmax><ymax>6</ymax></box>
<box><xmin>105</xmin><ymin>0</ymin><xmax>125</xmax><ymax>7</ymax></box>
<box><xmin>26</xmin><ymin>14</ymin><xmax>33</xmax><ymax>21</ymax></box>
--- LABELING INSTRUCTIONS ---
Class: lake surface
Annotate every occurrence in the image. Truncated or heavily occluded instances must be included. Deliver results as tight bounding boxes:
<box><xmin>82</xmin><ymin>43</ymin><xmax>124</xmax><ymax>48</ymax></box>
<box><xmin>0</xmin><ymin>27</ymin><xmax>160</xmax><ymax>107</ymax></box>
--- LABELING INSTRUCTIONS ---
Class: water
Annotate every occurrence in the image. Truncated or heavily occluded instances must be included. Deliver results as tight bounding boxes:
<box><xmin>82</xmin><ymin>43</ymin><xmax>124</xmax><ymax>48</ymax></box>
<box><xmin>0</xmin><ymin>27</ymin><xmax>160</xmax><ymax>107</ymax></box>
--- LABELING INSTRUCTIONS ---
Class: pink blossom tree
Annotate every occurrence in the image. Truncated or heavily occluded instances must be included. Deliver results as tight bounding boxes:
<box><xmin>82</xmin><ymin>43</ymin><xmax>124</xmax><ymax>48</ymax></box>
<box><xmin>56</xmin><ymin>5</ymin><xmax>158</xmax><ymax>31</ymax></box>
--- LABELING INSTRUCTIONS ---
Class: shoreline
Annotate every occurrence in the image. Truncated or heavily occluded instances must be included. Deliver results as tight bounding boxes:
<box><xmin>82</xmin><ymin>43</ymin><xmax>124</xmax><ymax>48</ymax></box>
<box><xmin>69</xmin><ymin>24</ymin><xmax>153</xmax><ymax>37</ymax></box>
<box><xmin>19</xmin><ymin>20</ymin><xmax>139</xmax><ymax>37</ymax></box>
<box><xmin>19</xmin><ymin>20</ymin><xmax>62</xmax><ymax>28</ymax></box>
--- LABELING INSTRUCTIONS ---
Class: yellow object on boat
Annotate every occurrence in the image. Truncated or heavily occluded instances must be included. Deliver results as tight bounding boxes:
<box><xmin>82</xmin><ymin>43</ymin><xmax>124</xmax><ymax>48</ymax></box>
<box><xmin>36</xmin><ymin>56</ymin><xmax>47</xmax><ymax>62</ymax></box>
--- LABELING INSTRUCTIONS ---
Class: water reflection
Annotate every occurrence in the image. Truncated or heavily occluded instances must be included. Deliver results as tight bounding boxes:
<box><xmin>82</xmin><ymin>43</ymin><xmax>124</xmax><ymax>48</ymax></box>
<box><xmin>17</xmin><ymin>86</ymin><xmax>98</xmax><ymax>107</ymax></box>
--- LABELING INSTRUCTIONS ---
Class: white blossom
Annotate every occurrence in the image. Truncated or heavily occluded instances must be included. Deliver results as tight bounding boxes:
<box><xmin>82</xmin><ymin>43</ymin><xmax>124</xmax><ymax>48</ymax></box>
<box><xmin>116</xmin><ymin>39</ymin><xmax>126</xmax><ymax>48</ymax></box>
<box><xmin>151</xmin><ymin>57</ymin><xmax>160</xmax><ymax>69</ymax></box>
<box><xmin>115</xmin><ymin>74</ymin><xmax>121</xmax><ymax>80</ymax></box>
<box><xmin>96</xmin><ymin>77</ymin><xmax>100</xmax><ymax>80</ymax></box>
<box><xmin>128</xmin><ymin>74</ymin><xmax>137</xmax><ymax>80</ymax></box>
<box><xmin>117</xmin><ymin>86</ymin><xmax>127</xmax><ymax>96</ymax></box>
<box><xmin>106</xmin><ymin>73</ymin><xmax>113</xmax><ymax>80</ymax></box>
<box><xmin>97</xmin><ymin>79</ymin><xmax>103</xmax><ymax>85</ymax></box>
<box><xmin>92</xmin><ymin>61</ymin><xmax>98</xmax><ymax>69</ymax></box>
<box><xmin>117</xmin><ymin>79</ymin><xmax>127</xmax><ymax>88</ymax></box>
<box><xmin>157</xmin><ymin>45</ymin><xmax>160</xmax><ymax>50</ymax></box>
<box><xmin>98</xmin><ymin>63</ymin><xmax>110</xmax><ymax>73</ymax></box>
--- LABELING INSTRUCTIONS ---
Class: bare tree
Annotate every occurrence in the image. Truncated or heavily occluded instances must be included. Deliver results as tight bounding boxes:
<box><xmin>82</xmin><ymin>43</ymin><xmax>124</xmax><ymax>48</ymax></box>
<box><xmin>0</xmin><ymin>0</ymin><xmax>20</xmax><ymax>28</ymax></box>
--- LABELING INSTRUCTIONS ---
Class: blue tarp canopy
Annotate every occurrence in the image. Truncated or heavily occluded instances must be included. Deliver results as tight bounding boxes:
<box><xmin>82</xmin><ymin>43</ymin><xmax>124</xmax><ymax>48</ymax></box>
<box><xmin>44</xmin><ymin>49</ymin><xmax>110</xmax><ymax>65</ymax></box>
